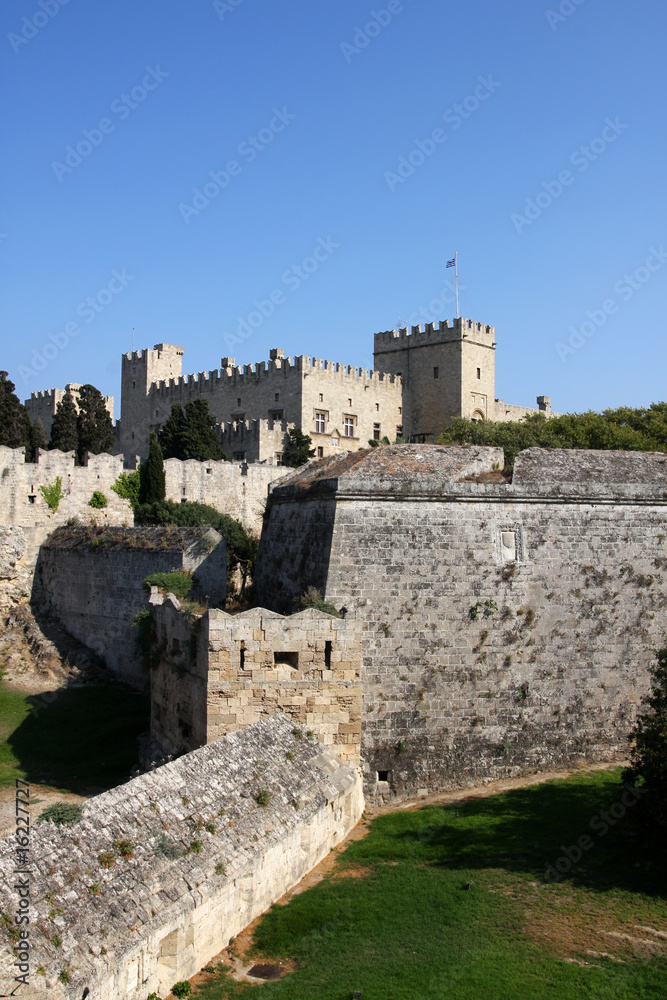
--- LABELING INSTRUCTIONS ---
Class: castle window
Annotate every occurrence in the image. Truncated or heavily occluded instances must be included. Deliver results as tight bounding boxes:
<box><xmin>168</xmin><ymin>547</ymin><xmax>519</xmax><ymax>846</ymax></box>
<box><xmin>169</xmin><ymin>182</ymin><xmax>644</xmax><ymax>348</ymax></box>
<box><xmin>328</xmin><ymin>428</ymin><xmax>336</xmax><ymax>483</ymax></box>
<box><xmin>377</xmin><ymin>770</ymin><xmax>389</xmax><ymax>783</ymax></box>
<box><xmin>206</xmin><ymin>468</ymin><xmax>212</xmax><ymax>474</ymax></box>
<box><xmin>317</xmin><ymin>446</ymin><xmax>324</xmax><ymax>458</ymax></box>
<box><xmin>240</xmin><ymin>642</ymin><xmax>246</xmax><ymax>669</ymax></box>
<box><xmin>396</xmin><ymin>426</ymin><xmax>403</xmax><ymax>439</ymax></box>
<box><xmin>233</xmin><ymin>451</ymin><xmax>246</xmax><ymax>462</ymax></box>
<box><xmin>319</xmin><ymin>393</ymin><xmax>324</xmax><ymax>402</ymax></box>
<box><xmin>348</xmin><ymin>398</ymin><xmax>352</xmax><ymax>406</ymax></box>
<box><xmin>375</xmin><ymin>403</ymin><xmax>380</xmax><ymax>411</ymax></box>
<box><xmin>237</xmin><ymin>397</ymin><xmax>241</xmax><ymax>406</ymax></box>
<box><xmin>275</xmin><ymin>393</ymin><xmax>280</xmax><ymax>402</ymax></box>
<box><xmin>477</xmin><ymin>367</ymin><xmax>481</xmax><ymax>379</ymax></box>
<box><xmin>332</xmin><ymin>438</ymin><xmax>339</xmax><ymax>447</ymax></box>
<box><xmin>373</xmin><ymin>423</ymin><xmax>381</xmax><ymax>441</ymax></box>
<box><xmin>275</xmin><ymin>452</ymin><xmax>284</xmax><ymax>465</ymax></box>
<box><xmin>155</xmin><ymin>410</ymin><xmax>159</xmax><ymax>417</ymax></box>
<box><xmin>325</xmin><ymin>641</ymin><xmax>332</xmax><ymax>667</ymax></box>
<box><xmin>132</xmin><ymin>381</ymin><xmax>136</xmax><ymax>389</ymax></box>
<box><xmin>433</xmin><ymin>367</ymin><xmax>439</xmax><ymax>379</ymax></box>
<box><xmin>274</xmin><ymin>651</ymin><xmax>299</xmax><ymax>669</ymax></box>
<box><xmin>182</xmin><ymin>488</ymin><xmax>186</xmax><ymax>496</ymax></box>
<box><xmin>269</xmin><ymin>408</ymin><xmax>283</xmax><ymax>421</ymax></box>
<box><xmin>28</xmin><ymin>495</ymin><xmax>35</xmax><ymax>504</ymax></box>
<box><xmin>315</xmin><ymin>412</ymin><xmax>326</xmax><ymax>434</ymax></box>
<box><xmin>398</xmin><ymin>406</ymin><xmax>402</xmax><ymax>415</ymax></box>
<box><xmin>344</xmin><ymin>416</ymin><xmax>355</xmax><ymax>438</ymax></box>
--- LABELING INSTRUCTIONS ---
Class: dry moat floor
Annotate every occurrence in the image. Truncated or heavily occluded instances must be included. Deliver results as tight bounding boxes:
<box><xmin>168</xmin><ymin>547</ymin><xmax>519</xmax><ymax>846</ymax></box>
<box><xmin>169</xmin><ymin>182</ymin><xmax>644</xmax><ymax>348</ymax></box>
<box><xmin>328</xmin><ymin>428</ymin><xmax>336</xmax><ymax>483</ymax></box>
<box><xmin>1</xmin><ymin>665</ymin><xmax>666</xmax><ymax>999</ymax></box>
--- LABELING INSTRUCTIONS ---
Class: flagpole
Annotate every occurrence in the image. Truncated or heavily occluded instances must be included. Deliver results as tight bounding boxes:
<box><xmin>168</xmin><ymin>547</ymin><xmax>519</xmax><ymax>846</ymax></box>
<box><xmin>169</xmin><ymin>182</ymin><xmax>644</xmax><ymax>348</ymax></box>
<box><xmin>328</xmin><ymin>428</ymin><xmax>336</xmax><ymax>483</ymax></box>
<box><xmin>455</xmin><ymin>251</ymin><xmax>459</xmax><ymax>318</ymax></box>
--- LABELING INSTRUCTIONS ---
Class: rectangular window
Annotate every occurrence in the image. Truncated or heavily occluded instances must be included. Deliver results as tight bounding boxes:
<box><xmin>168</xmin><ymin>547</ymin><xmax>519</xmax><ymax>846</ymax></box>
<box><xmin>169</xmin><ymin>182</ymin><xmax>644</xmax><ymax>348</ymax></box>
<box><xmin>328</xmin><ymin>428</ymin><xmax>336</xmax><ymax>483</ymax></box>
<box><xmin>317</xmin><ymin>446</ymin><xmax>324</xmax><ymax>458</ymax></box>
<box><xmin>269</xmin><ymin>409</ymin><xmax>283</xmax><ymax>421</ymax></box>
<box><xmin>274</xmin><ymin>392</ymin><xmax>280</xmax><ymax>402</ymax></box>
<box><xmin>274</xmin><ymin>651</ymin><xmax>299</xmax><ymax>669</ymax></box>
<box><xmin>398</xmin><ymin>406</ymin><xmax>402</xmax><ymax>415</ymax></box>
<box><xmin>396</xmin><ymin>426</ymin><xmax>403</xmax><ymax>439</ymax></box>
<box><xmin>375</xmin><ymin>402</ymin><xmax>380</xmax><ymax>412</ymax></box>
<box><xmin>344</xmin><ymin>416</ymin><xmax>355</xmax><ymax>437</ymax></box>
<box><xmin>348</xmin><ymin>398</ymin><xmax>352</xmax><ymax>406</ymax></box>
<box><xmin>275</xmin><ymin>452</ymin><xmax>284</xmax><ymax>465</ymax></box>
<box><xmin>373</xmin><ymin>423</ymin><xmax>381</xmax><ymax>441</ymax></box>
<box><xmin>433</xmin><ymin>367</ymin><xmax>439</xmax><ymax>379</ymax></box>
<box><xmin>28</xmin><ymin>495</ymin><xmax>35</xmax><ymax>504</ymax></box>
<box><xmin>315</xmin><ymin>412</ymin><xmax>326</xmax><ymax>434</ymax></box>
<box><xmin>325</xmin><ymin>641</ymin><xmax>332</xmax><ymax>668</ymax></box>
<box><xmin>232</xmin><ymin>451</ymin><xmax>246</xmax><ymax>462</ymax></box>
<box><xmin>477</xmin><ymin>367</ymin><xmax>481</xmax><ymax>380</ymax></box>
<box><xmin>237</xmin><ymin>397</ymin><xmax>241</xmax><ymax>406</ymax></box>
<box><xmin>319</xmin><ymin>393</ymin><xmax>324</xmax><ymax>402</ymax></box>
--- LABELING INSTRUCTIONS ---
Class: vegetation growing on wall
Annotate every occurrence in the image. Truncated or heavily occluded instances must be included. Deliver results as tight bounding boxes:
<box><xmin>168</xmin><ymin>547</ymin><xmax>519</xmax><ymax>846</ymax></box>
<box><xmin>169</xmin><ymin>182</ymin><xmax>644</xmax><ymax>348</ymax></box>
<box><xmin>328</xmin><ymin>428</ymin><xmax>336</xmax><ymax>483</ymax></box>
<box><xmin>110</xmin><ymin>469</ymin><xmax>141</xmax><ymax>508</ymax></box>
<box><xmin>143</xmin><ymin>570</ymin><xmax>194</xmax><ymax>599</ymax></box>
<box><xmin>88</xmin><ymin>490</ymin><xmax>108</xmax><ymax>509</ymax></box>
<box><xmin>282</xmin><ymin>427</ymin><xmax>315</xmax><ymax>467</ymax></box>
<box><xmin>299</xmin><ymin>586</ymin><xmax>340</xmax><ymax>616</ymax></box>
<box><xmin>436</xmin><ymin>403</ymin><xmax>667</xmax><ymax>470</ymax></box>
<box><xmin>39</xmin><ymin>476</ymin><xmax>65</xmax><ymax>512</ymax></box>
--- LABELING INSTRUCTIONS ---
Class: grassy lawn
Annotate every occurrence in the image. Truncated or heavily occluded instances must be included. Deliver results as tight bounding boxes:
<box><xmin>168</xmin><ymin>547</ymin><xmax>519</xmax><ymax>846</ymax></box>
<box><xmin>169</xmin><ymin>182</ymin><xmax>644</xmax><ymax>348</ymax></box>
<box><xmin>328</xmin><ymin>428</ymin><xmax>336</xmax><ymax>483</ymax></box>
<box><xmin>192</xmin><ymin>769</ymin><xmax>667</xmax><ymax>1000</ymax></box>
<box><xmin>0</xmin><ymin>680</ymin><xmax>149</xmax><ymax>793</ymax></box>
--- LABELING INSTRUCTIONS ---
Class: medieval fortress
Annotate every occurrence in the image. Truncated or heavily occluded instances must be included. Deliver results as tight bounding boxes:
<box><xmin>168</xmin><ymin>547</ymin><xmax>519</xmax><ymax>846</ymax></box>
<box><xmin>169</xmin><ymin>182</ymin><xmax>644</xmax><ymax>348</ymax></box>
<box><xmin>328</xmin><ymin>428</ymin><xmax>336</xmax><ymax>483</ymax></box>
<box><xmin>2</xmin><ymin>318</ymin><xmax>666</xmax><ymax>999</ymax></box>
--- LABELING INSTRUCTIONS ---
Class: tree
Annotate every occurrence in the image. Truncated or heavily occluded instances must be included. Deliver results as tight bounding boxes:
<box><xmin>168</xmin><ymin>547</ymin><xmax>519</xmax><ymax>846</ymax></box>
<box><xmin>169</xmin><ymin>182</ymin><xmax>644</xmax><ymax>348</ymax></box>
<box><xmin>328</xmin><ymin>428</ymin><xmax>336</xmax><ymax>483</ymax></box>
<box><xmin>27</xmin><ymin>416</ymin><xmax>47</xmax><ymax>462</ymax></box>
<box><xmin>49</xmin><ymin>391</ymin><xmax>79</xmax><ymax>453</ymax></box>
<box><xmin>76</xmin><ymin>384</ymin><xmax>115</xmax><ymax>464</ymax></box>
<box><xmin>159</xmin><ymin>399</ymin><xmax>224</xmax><ymax>462</ymax></box>
<box><xmin>282</xmin><ymin>428</ymin><xmax>315</xmax><ymax>468</ymax></box>
<box><xmin>139</xmin><ymin>432</ymin><xmax>165</xmax><ymax>504</ymax></box>
<box><xmin>624</xmin><ymin>648</ymin><xmax>667</xmax><ymax>841</ymax></box>
<box><xmin>0</xmin><ymin>371</ymin><xmax>30</xmax><ymax>449</ymax></box>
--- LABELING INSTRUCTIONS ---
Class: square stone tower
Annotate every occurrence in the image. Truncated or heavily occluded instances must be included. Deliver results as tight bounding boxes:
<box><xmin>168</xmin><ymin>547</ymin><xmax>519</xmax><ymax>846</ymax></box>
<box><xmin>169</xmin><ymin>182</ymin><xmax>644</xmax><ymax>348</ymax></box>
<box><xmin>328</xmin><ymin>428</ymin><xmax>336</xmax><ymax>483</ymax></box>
<box><xmin>373</xmin><ymin>318</ymin><xmax>496</xmax><ymax>440</ymax></box>
<box><xmin>118</xmin><ymin>343</ymin><xmax>184</xmax><ymax>460</ymax></box>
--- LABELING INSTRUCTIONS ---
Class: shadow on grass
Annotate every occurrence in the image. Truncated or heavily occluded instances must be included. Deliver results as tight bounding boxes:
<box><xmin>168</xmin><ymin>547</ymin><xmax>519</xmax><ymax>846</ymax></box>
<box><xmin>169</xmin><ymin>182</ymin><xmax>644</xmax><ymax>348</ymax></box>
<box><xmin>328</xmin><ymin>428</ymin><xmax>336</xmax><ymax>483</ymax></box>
<box><xmin>7</xmin><ymin>683</ymin><xmax>149</xmax><ymax>794</ymax></box>
<box><xmin>349</xmin><ymin>771</ymin><xmax>667</xmax><ymax>898</ymax></box>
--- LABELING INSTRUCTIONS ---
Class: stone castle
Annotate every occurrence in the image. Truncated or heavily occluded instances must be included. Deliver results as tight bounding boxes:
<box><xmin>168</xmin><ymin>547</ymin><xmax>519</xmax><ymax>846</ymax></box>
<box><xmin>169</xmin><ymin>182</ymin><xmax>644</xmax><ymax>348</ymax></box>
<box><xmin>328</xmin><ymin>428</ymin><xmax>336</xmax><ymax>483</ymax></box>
<box><xmin>25</xmin><ymin>316</ymin><xmax>553</xmax><ymax>463</ymax></box>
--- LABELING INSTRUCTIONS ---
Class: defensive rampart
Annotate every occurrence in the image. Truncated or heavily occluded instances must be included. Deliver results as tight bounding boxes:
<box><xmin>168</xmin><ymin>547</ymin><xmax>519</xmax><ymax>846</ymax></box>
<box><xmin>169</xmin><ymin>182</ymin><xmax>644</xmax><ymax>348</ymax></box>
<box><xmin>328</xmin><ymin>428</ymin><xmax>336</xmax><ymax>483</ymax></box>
<box><xmin>0</xmin><ymin>715</ymin><xmax>364</xmax><ymax>1000</ymax></box>
<box><xmin>254</xmin><ymin>445</ymin><xmax>667</xmax><ymax>800</ymax></box>
<box><xmin>32</xmin><ymin>526</ymin><xmax>226</xmax><ymax>687</ymax></box>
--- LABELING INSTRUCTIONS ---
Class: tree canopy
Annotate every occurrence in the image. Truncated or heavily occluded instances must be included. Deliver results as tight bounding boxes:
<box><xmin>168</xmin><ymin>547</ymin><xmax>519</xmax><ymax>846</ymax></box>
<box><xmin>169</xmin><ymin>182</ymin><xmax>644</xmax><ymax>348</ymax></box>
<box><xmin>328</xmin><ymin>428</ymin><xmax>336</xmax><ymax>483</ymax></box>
<box><xmin>76</xmin><ymin>384</ymin><xmax>115</xmax><ymax>463</ymax></box>
<box><xmin>139</xmin><ymin>432</ymin><xmax>166</xmax><ymax>504</ymax></box>
<box><xmin>159</xmin><ymin>399</ymin><xmax>225</xmax><ymax>462</ymax></box>
<box><xmin>624</xmin><ymin>648</ymin><xmax>667</xmax><ymax>844</ymax></box>
<box><xmin>50</xmin><ymin>391</ymin><xmax>79</xmax><ymax>453</ymax></box>
<box><xmin>0</xmin><ymin>371</ymin><xmax>30</xmax><ymax>450</ymax></box>
<box><xmin>435</xmin><ymin>404</ymin><xmax>667</xmax><ymax>470</ymax></box>
<box><xmin>282</xmin><ymin>427</ymin><xmax>315</xmax><ymax>467</ymax></box>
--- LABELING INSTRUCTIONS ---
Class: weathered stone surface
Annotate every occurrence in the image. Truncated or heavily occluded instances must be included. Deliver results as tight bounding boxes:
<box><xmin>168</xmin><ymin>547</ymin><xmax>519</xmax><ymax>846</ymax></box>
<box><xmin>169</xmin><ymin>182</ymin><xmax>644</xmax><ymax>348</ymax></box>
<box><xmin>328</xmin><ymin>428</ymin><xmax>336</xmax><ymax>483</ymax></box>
<box><xmin>32</xmin><ymin>527</ymin><xmax>226</xmax><ymax>687</ymax></box>
<box><xmin>0</xmin><ymin>715</ymin><xmax>363</xmax><ymax>1000</ymax></box>
<box><xmin>254</xmin><ymin>445</ymin><xmax>667</xmax><ymax>800</ymax></box>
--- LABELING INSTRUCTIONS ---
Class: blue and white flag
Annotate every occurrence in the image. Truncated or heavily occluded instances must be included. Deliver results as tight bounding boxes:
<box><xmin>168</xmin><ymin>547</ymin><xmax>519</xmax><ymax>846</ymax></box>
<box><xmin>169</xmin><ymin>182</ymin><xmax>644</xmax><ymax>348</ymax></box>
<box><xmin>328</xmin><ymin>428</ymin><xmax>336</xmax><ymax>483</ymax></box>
<box><xmin>446</xmin><ymin>257</ymin><xmax>456</xmax><ymax>268</ymax></box>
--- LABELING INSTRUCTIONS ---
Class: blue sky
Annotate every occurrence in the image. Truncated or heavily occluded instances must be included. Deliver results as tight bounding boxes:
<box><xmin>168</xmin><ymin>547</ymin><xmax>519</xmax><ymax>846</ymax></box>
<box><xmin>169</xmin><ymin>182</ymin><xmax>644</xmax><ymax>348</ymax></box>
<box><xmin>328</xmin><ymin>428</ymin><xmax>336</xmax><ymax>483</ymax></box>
<box><xmin>2</xmin><ymin>0</ymin><xmax>666</xmax><ymax>418</ymax></box>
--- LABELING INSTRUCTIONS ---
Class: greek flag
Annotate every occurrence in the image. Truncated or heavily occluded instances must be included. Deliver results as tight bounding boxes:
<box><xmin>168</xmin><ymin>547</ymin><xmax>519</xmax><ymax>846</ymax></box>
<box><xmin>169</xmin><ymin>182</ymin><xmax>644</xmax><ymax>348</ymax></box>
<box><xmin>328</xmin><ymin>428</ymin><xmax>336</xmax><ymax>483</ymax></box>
<box><xmin>446</xmin><ymin>257</ymin><xmax>456</xmax><ymax>268</ymax></box>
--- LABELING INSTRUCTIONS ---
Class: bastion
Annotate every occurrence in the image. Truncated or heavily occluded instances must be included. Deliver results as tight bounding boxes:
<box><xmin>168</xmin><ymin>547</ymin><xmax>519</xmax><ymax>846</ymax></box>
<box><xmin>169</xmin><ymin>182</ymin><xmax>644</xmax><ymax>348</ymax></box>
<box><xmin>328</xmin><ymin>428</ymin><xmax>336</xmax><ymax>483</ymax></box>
<box><xmin>0</xmin><ymin>715</ymin><xmax>363</xmax><ymax>1000</ymax></box>
<box><xmin>253</xmin><ymin>444</ymin><xmax>667</xmax><ymax>799</ymax></box>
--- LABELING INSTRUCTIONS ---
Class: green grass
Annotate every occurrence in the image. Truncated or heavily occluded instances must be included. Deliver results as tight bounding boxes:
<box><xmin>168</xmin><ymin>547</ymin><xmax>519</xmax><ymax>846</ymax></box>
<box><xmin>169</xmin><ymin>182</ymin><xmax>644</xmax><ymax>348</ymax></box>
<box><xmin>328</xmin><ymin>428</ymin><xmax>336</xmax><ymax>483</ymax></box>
<box><xmin>0</xmin><ymin>681</ymin><xmax>149</xmax><ymax>792</ymax></box>
<box><xmin>194</xmin><ymin>770</ymin><xmax>667</xmax><ymax>1000</ymax></box>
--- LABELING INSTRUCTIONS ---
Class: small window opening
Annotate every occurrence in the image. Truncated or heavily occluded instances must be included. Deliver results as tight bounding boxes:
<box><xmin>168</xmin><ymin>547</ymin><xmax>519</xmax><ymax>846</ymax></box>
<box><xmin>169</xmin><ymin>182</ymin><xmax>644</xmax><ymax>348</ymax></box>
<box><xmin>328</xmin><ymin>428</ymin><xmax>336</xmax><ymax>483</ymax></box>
<box><xmin>373</xmin><ymin>423</ymin><xmax>381</xmax><ymax>441</ymax></box>
<box><xmin>274</xmin><ymin>651</ymin><xmax>299</xmax><ymax>669</ymax></box>
<box><xmin>274</xmin><ymin>392</ymin><xmax>280</xmax><ymax>402</ymax></box>
<box><xmin>325</xmin><ymin>641</ymin><xmax>332</xmax><ymax>668</ymax></box>
<box><xmin>377</xmin><ymin>770</ymin><xmax>389</xmax><ymax>783</ymax></box>
<box><xmin>237</xmin><ymin>397</ymin><xmax>241</xmax><ymax>406</ymax></box>
<box><xmin>317</xmin><ymin>446</ymin><xmax>324</xmax><ymax>458</ymax></box>
<box><xmin>319</xmin><ymin>393</ymin><xmax>324</xmax><ymax>402</ymax></box>
<box><xmin>476</xmin><ymin>367</ymin><xmax>481</xmax><ymax>380</ymax></box>
<box><xmin>240</xmin><ymin>642</ymin><xmax>246</xmax><ymax>669</ymax></box>
<box><xmin>433</xmin><ymin>367</ymin><xmax>439</xmax><ymax>379</ymax></box>
<box><xmin>28</xmin><ymin>495</ymin><xmax>36</xmax><ymax>504</ymax></box>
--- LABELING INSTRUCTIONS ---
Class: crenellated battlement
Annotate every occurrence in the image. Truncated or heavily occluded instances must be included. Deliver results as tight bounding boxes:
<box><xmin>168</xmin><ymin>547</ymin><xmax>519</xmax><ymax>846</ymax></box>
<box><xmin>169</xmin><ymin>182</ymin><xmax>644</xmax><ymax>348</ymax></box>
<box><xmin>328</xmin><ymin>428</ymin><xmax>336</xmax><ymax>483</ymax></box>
<box><xmin>374</xmin><ymin>317</ymin><xmax>495</xmax><ymax>351</ymax></box>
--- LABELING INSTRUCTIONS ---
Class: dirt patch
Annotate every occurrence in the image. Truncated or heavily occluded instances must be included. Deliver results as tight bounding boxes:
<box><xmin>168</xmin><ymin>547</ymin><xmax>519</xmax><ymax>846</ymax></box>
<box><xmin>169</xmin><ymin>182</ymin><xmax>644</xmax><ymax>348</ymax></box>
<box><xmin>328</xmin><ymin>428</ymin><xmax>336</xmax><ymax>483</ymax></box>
<box><xmin>330</xmin><ymin>863</ymin><xmax>373</xmax><ymax>881</ymax></box>
<box><xmin>0</xmin><ymin>785</ymin><xmax>86</xmax><ymax>839</ymax></box>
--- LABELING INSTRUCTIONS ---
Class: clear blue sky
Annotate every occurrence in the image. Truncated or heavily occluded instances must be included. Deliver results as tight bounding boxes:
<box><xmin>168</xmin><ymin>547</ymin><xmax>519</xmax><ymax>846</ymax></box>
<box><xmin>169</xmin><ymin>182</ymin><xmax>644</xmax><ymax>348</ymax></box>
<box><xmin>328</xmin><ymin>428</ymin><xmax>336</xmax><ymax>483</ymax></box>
<box><xmin>2</xmin><ymin>0</ymin><xmax>666</xmax><ymax>418</ymax></box>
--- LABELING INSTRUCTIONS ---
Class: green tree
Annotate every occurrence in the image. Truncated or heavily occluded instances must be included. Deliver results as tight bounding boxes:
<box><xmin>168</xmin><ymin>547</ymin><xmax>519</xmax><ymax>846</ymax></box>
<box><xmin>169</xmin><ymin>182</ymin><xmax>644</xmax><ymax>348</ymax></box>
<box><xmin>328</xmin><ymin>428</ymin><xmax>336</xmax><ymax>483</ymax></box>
<box><xmin>110</xmin><ymin>469</ymin><xmax>142</xmax><ymax>509</ymax></box>
<box><xmin>139</xmin><ymin>432</ymin><xmax>166</xmax><ymax>504</ymax></box>
<box><xmin>26</xmin><ymin>416</ymin><xmax>47</xmax><ymax>462</ymax></box>
<box><xmin>624</xmin><ymin>648</ymin><xmax>667</xmax><ymax>841</ymax></box>
<box><xmin>282</xmin><ymin>428</ymin><xmax>315</xmax><ymax>468</ymax></box>
<box><xmin>159</xmin><ymin>399</ymin><xmax>224</xmax><ymax>462</ymax></box>
<box><xmin>0</xmin><ymin>371</ymin><xmax>30</xmax><ymax>449</ymax></box>
<box><xmin>49</xmin><ymin>391</ymin><xmax>79</xmax><ymax>453</ymax></box>
<box><xmin>76</xmin><ymin>384</ymin><xmax>115</xmax><ymax>463</ymax></box>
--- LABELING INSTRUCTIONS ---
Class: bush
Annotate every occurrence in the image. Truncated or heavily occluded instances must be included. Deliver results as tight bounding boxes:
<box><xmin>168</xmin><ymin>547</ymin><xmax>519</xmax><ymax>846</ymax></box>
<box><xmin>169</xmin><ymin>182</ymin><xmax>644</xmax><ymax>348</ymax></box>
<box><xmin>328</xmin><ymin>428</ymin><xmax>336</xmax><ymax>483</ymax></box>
<box><xmin>111</xmin><ymin>470</ymin><xmax>142</xmax><ymax>508</ymax></box>
<box><xmin>282</xmin><ymin>427</ymin><xmax>315</xmax><ymax>467</ymax></box>
<box><xmin>143</xmin><ymin>571</ymin><xmax>193</xmax><ymax>599</ymax></box>
<box><xmin>88</xmin><ymin>490</ymin><xmax>108</xmax><ymax>509</ymax></box>
<box><xmin>298</xmin><ymin>586</ymin><xmax>340</xmax><ymax>616</ymax></box>
<box><xmin>172</xmin><ymin>983</ymin><xmax>192</xmax><ymax>998</ymax></box>
<box><xmin>40</xmin><ymin>476</ymin><xmax>65</xmax><ymax>512</ymax></box>
<box><xmin>37</xmin><ymin>803</ymin><xmax>81</xmax><ymax>827</ymax></box>
<box><xmin>624</xmin><ymin>648</ymin><xmax>667</xmax><ymax>841</ymax></box>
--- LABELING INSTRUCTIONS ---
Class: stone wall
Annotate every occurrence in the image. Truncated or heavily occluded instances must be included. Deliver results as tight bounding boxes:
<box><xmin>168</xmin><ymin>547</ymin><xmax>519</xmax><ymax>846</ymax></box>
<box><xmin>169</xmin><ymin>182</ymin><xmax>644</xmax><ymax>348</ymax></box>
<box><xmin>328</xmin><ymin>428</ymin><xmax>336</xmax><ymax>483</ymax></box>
<box><xmin>32</xmin><ymin>526</ymin><xmax>226</xmax><ymax>687</ymax></box>
<box><xmin>0</xmin><ymin>715</ymin><xmax>363</xmax><ymax>1000</ymax></box>
<box><xmin>0</xmin><ymin>447</ymin><xmax>133</xmax><ymax>530</ymax></box>
<box><xmin>150</xmin><ymin>598</ymin><xmax>362</xmax><ymax>765</ymax></box>
<box><xmin>254</xmin><ymin>445</ymin><xmax>667</xmax><ymax>800</ymax></box>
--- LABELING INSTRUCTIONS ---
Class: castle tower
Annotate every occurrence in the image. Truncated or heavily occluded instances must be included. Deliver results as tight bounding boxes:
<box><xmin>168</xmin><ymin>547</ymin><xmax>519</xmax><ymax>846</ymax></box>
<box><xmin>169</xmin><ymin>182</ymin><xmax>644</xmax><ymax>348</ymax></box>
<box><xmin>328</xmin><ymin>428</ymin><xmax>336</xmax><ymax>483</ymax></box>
<box><xmin>119</xmin><ymin>344</ymin><xmax>184</xmax><ymax>460</ymax></box>
<box><xmin>373</xmin><ymin>318</ymin><xmax>496</xmax><ymax>440</ymax></box>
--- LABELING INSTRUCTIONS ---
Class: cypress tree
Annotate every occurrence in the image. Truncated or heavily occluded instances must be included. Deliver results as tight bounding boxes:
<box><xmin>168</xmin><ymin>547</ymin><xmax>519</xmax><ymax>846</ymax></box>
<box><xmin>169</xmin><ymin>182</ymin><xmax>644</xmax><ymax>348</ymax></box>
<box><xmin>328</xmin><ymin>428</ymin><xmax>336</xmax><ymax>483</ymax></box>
<box><xmin>282</xmin><ymin>428</ymin><xmax>316</xmax><ymax>467</ymax></box>
<box><xmin>140</xmin><ymin>432</ymin><xmax>166</xmax><ymax>503</ymax></box>
<box><xmin>49</xmin><ymin>391</ymin><xmax>79</xmax><ymax>453</ymax></box>
<box><xmin>0</xmin><ymin>371</ymin><xmax>31</xmax><ymax>449</ymax></box>
<box><xmin>27</xmin><ymin>417</ymin><xmax>48</xmax><ymax>463</ymax></box>
<box><xmin>159</xmin><ymin>403</ymin><xmax>188</xmax><ymax>460</ymax></box>
<box><xmin>76</xmin><ymin>384</ymin><xmax>115</xmax><ymax>464</ymax></box>
<box><xmin>159</xmin><ymin>399</ymin><xmax>224</xmax><ymax>461</ymax></box>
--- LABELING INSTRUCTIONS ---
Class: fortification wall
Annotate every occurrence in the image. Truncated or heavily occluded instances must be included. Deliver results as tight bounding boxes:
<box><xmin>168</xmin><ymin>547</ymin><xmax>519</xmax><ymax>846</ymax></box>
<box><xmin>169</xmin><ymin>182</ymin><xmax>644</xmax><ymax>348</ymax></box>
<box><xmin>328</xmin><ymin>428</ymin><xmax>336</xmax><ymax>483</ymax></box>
<box><xmin>25</xmin><ymin>384</ymin><xmax>115</xmax><ymax>441</ymax></box>
<box><xmin>0</xmin><ymin>447</ymin><xmax>132</xmax><ymax>529</ymax></box>
<box><xmin>254</xmin><ymin>446</ymin><xmax>667</xmax><ymax>800</ymax></box>
<box><xmin>0</xmin><ymin>715</ymin><xmax>364</xmax><ymax>1000</ymax></box>
<box><xmin>150</xmin><ymin>600</ymin><xmax>362</xmax><ymax>764</ymax></box>
<box><xmin>163</xmin><ymin>458</ymin><xmax>286</xmax><ymax>534</ymax></box>
<box><xmin>32</xmin><ymin>526</ymin><xmax>226</xmax><ymax>687</ymax></box>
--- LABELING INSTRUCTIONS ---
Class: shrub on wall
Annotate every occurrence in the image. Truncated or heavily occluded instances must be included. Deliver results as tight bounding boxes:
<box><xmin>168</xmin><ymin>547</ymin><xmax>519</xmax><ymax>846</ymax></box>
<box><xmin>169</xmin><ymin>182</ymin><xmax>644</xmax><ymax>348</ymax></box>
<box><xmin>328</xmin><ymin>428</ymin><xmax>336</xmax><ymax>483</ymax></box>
<box><xmin>39</xmin><ymin>476</ymin><xmax>65</xmax><ymax>512</ymax></box>
<box><xmin>88</xmin><ymin>490</ymin><xmax>108</xmax><ymax>509</ymax></box>
<box><xmin>143</xmin><ymin>570</ymin><xmax>194</xmax><ymax>599</ymax></box>
<box><xmin>110</xmin><ymin>469</ymin><xmax>141</xmax><ymax>508</ymax></box>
